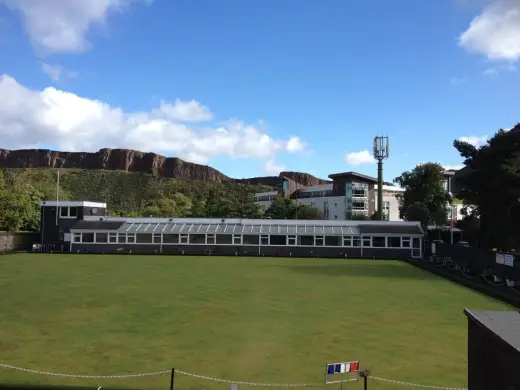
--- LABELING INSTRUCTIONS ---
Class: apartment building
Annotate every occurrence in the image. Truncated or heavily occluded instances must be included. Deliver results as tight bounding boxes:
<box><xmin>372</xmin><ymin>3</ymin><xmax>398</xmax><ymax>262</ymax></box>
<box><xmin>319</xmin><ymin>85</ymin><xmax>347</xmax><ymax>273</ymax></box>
<box><xmin>254</xmin><ymin>171</ymin><xmax>404</xmax><ymax>221</ymax></box>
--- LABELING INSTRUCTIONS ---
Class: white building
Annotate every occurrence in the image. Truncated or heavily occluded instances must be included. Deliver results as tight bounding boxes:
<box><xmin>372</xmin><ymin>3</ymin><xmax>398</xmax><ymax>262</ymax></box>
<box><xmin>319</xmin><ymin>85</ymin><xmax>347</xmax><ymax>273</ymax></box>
<box><xmin>254</xmin><ymin>172</ymin><xmax>405</xmax><ymax>221</ymax></box>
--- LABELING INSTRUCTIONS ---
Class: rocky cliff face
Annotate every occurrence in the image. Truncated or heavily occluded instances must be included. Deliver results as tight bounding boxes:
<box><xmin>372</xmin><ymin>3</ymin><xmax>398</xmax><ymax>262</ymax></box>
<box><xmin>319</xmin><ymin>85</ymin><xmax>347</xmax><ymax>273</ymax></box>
<box><xmin>0</xmin><ymin>148</ymin><xmax>328</xmax><ymax>187</ymax></box>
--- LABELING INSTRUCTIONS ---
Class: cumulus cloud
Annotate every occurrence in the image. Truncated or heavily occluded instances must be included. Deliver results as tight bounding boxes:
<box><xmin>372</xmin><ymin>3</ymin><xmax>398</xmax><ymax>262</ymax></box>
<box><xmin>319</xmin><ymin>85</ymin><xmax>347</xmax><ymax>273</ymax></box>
<box><xmin>41</xmin><ymin>62</ymin><xmax>78</xmax><ymax>82</ymax></box>
<box><xmin>459</xmin><ymin>0</ymin><xmax>520</xmax><ymax>62</ymax></box>
<box><xmin>0</xmin><ymin>74</ymin><xmax>307</xmax><ymax>171</ymax></box>
<box><xmin>345</xmin><ymin>150</ymin><xmax>375</xmax><ymax>166</ymax></box>
<box><xmin>158</xmin><ymin>99</ymin><xmax>213</xmax><ymax>122</ymax></box>
<box><xmin>0</xmin><ymin>0</ymin><xmax>151</xmax><ymax>53</ymax></box>
<box><xmin>459</xmin><ymin>135</ymin><xmax>488</xmax><ymax>146</ymax></box>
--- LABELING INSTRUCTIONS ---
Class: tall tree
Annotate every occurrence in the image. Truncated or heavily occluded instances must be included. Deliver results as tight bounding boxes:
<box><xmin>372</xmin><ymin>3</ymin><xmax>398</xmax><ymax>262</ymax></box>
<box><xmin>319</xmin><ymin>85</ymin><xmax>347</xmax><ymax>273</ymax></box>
<box><xmin>453</xmin><ymin>124</ymin><xmax>520</xmax><ymax>248</ymax></box>
<box><xmin>265</xmin><ymin>196</ymin><xmax>297</xmax><ymax>219</ymax></box>
<box><xmin>394</xmin><ymin>163</ymin><xmax>450</xmax><ymax>227</ymax></box>
<box><xmin>0</xmin><ymin>183</ymin><xmax>43</xmax><ymax>232</ymax></box>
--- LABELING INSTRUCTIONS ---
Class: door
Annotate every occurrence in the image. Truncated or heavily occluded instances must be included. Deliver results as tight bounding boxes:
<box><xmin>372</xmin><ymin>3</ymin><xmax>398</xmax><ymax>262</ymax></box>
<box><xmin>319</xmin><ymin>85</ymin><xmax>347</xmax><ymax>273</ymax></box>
<box><xmin>411</xmin><ymin>237</ymin><xmax>422</xmax><ymax>259</ymax></box>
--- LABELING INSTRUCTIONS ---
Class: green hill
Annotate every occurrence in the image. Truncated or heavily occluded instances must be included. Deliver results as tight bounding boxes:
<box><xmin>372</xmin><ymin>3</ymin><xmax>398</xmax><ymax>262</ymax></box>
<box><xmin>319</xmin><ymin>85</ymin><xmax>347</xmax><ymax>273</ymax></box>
<box><xmin>0</xmin><ymin>168</ymin><xmax>273</xmax><ymax>231</ymax></box>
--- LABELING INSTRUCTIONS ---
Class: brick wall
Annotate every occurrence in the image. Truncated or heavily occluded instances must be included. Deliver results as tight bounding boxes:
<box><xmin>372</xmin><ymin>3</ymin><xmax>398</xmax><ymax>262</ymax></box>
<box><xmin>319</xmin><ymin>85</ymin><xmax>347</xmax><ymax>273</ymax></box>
<box><xmin>0</xmin><ymin>231</ymin><xmax>39</xmax><ymax>252</ymax></box>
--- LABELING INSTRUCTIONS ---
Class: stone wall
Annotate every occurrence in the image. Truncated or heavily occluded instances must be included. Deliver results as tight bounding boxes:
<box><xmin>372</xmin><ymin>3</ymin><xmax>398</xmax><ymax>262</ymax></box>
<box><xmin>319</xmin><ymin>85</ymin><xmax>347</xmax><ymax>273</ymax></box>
<box><xmin>0</xmin><ymin>231</ymin><xmax>39</xmax><ymax>252</ymax></box>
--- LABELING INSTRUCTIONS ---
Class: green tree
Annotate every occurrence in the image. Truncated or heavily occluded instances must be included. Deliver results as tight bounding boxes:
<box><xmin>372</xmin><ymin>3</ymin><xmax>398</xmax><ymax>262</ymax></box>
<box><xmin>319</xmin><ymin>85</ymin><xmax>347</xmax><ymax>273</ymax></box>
<box><xmin>404</xmin><ymin>202</ymin><xmax>430</xmax><ymax>230</ymax></box>
<box><xmin>265</xmin><ymin>196</ymin><xmax>296</xmax><ymax>219</ymax></box>
<box><xmin>0</xmin><ymin>183</ymin><xmax>43</xmax><ymax>232</ymax></box>
<box><xmin>142</xmin><ymin>193</ymin><xmax>192</xmax><ymax>217</ymax></box>
<box><xmin>394</xmin><ymin>163</ymin><xmax>450</xmax><ymax>227</ymax></box>
<box><xmin>453</xmin><ymin>124</ymin><xmax>520</xmax><ymax>248</ymax></box>
<box><xmin>296</xmin><ymin>204</ymin><xmax>324</xmax><ymax>220</ymax></box>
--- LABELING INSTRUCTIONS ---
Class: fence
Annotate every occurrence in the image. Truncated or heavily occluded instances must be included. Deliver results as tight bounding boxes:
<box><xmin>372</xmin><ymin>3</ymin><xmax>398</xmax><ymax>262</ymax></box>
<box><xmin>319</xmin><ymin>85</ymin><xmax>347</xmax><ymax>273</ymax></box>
<box><xmin>0</xmin><ymin>363</ymin><xmax>468</xmax><ymax>390</ymax></box>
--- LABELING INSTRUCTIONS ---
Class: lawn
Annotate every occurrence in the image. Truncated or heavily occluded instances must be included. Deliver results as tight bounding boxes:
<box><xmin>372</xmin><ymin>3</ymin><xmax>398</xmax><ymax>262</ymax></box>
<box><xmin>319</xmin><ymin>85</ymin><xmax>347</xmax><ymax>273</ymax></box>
<box><xmin>0</xmin><ymin>255</ymin><xmax>512</xmax><ymax>390</ymax></box>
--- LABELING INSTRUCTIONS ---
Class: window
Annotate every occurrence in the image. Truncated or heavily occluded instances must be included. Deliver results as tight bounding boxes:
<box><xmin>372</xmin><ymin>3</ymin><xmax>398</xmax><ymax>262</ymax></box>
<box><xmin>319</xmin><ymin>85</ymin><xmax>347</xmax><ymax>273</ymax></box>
<box><xmin>108</xmin><ymin>233</ymin><xmax>117</xmax><ymax>243</ymax></box>
<box><xmin>118</xmin><ymin>234</ymin><xmax>126</xmax><ymax>244</ymax></box>
<box><xmin>82</xmin><ymin>233</ymin><xmax>94</xmax><ymax>243</ymax></box>
<box><xmin>163</xmin><ymin>234</ymin><xmax>178</xmax><ymax>244</ymax></box>
<box><xmin>216</xmin><ymin>234</ymin><xmax>232</xmax><ymax>244</ymax></box>
<box><xmin>95</xmin><ymin>233</ymin><xmax>108</xmax><ymax>243</ymax></box>
<box><xmin>189</xmin><ymin>234</ymin><xmax>205</xmax><ymax>244</ymax></box>
<box><xmin>288</xmin><ymin>235</ymin><xmax>296</xmax><ymax>246</ymax></box>
<box><xmin>243</xmin><ymin>235</ymin><xmax>259</xmax><ymax>245</ymax></box>
<box><xmin>206</xmin><ymin>234</ymin><xmax>216</xmax><ymax>244</ymax></box>
<box><xmin>127</xmin><ymin>233</ymin><xmax>135</xmax><ymax>243</ymax></box>
<box><xmin>298</xmin><ymin>235</ymin><xmax>314</xmax><ymax>246</ymax></box>
<box><xmin>72</xmin><ymin>233</ymin><xmax>81</xmax><ymax>243</ymax></box>
<box><xmin>311</xmin><ymin>201</ymin><xmax>316</xmax><ymax>208</ymax></box>
<box><xmin>59</xmin><ymin>206</ymin><xmax>77</xmax><ymax>219</ymax></box>
<box><xmin>233</xmin><ymin>235</ymin><xmax>242</xmax><ymax>245</ymax></box>
<box><xmin>325</xmin><ymin>236</ymin><xmax>340</xmax><ymax>246</ymax></box>
<box><xmin>334</xmin><ymin>215</ymin><xmax>338</xmax><ymax>220</ymax></box>
<box><xmin>372</xmin><ymin>236</ymin><xmax>386</xmax><ymax>248</ymax></box>
<box><xmin>353</xmin><ymin>236</ymin><xmax>361</xmax><ymax>247</ymax></box>
<box><xmin>315</xmin><ymin>236</ymin><xmax>324</xmax><ymax>246</ymax></box>
<box><xmin>383</xmin><ymin>201</ymin><xmax>390</xmax><ymax>219</ymax></box>
<box><xmin>352</xmin><ymin>188</ymin><xmax>367</xmax><ymax>197</ymax></box>
<box><xmin>388</xmin><ymin>237</ymin><xmax>401</xmax><ymax>248</ymax></box>
<box><xmin>362</xmin><ymin>236</ymin><xmax>371</xmax><ymax>247</ymax></box>
<box><xmin>153</xmin><ymin>234</ymin><xmax>162</xmax><ymax>244</ymax></box>
<box><xmin>136</xmin><ymin>234</ymin><xmax>152</xmax><ymax>244</ymax></box>
<box><xmin>270</xmin><ymin>235</ymin><xmax>287</xmax><ymax>245</ymax></box>
<box><xmin>343</xmin><ymin>236</ymin><xmax>352</xmax><ymax>247</ymax></box>
<box><xmin>180</xmin><ymin>234</ymin><xmax>189</xmax><ymax>244</ymax></box>
<box><xmin>352</xmin><ymin>201</ymin><xmax>367</xmax><ymax>210</ymax></box>
<box><xmin>260</xmin><ymin>235</ymin><xmax>269</xmax><ymax>245</ymax></box>
<box><xmin>402</xmin><ymin>237</ymin><xmax>411</xmax><ymax>248</ymax></box>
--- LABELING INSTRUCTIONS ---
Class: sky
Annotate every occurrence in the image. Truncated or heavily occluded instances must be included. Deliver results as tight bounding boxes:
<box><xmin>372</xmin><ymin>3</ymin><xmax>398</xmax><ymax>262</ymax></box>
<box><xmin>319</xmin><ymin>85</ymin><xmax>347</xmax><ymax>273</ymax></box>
<box><xmin>0</xmin><ymin>0</ymin><xmax>519</xmax><ymax>181</ymax></box>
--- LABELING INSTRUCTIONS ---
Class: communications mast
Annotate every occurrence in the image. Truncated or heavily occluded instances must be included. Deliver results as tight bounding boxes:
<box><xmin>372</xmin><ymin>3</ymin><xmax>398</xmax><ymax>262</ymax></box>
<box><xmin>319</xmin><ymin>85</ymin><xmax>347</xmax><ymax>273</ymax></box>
<box><xmin>373</xmin><ymin>136</ymin><xmax>390</xmax><ymax>220</ymax></box>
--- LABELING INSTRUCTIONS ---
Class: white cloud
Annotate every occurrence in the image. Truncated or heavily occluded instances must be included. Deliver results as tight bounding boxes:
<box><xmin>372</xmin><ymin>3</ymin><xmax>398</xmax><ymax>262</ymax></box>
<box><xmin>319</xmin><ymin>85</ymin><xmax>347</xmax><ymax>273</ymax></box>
<box><xmin>41</xmin><ymin>62</ymin><xmax>78</xmax><ymax>82</ymax></box>
<box><xmin>0</xmin><ymin>74</ymin><xmax>307</xmax><ymax>173</ymax></box>
<box><xmin>459</xmin><ymin>135</ymin><xmax>488</xmax><ymax>146</ymax></box>
<box><xmin>286</xmin><ymin>136</ymin><xmax>306</xmax><ymax>153</ymax></box>
<box><xmin>345</xmin><ymin>150</ymin><xmax>376</xmax><ymax>166</ymax></box>
<box><xmin>159</xmin><ymin>99</ymin><xmax>213</xmax><ymax>122</ymax></box>
<box><xmin>442</xmin><ymin>164</ymin><xmax>464</xmax><ymax>171</ymax></box>
<box><xmin>1</xmin><ymin>0</ymin><xmax>151</xmax><ymax>53</ymax></box>
<box><xmin>459</xmin><ymin>0</ymin><xmax>520</xmax><ymax>62</ymax></box>
<box><xmin>263</xmin><ymin>160</ymin><xmax>287</xmax><ymax>175</ymax></box>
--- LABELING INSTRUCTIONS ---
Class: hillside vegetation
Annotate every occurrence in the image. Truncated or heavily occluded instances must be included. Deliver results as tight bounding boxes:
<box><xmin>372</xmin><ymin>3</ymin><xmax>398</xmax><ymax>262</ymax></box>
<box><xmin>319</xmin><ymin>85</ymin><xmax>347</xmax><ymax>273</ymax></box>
<box><xmin>0</xmin><ymin>168</ymin><xmax>274</xmax><ymax>230</ymax></box>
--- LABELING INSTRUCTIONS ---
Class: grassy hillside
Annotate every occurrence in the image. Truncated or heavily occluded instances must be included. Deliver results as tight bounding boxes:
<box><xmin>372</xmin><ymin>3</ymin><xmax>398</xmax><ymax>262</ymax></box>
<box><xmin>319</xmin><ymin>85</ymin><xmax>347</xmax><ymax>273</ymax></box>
<box><xmin>1</xmin><ymin>168</ymin><xmax>272</xmax><ymax>217</ymax></box>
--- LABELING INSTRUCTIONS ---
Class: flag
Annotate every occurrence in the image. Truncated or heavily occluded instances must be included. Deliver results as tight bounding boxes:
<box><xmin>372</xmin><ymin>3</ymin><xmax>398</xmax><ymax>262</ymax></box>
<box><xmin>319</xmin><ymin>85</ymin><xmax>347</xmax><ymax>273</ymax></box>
<box><xmin>327</xmin><ymin>361</ymin><xmax>359</xmax><ymax>375</ymax></box>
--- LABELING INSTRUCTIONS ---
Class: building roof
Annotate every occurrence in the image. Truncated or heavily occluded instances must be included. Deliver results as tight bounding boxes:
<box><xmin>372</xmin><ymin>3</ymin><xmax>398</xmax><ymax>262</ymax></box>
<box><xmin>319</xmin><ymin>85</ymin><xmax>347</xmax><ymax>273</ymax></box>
<box><xmin>71</xmin><ymin>220</ymin><xmax>124</xmax><ymax>231</ymax></box>
<box><xmin>118</xmin><ymin>221</ymin><xmax>361</xmax><ymax>235</ymax></box>
<box><xmin>464</xmin><ymin>309</ymin><xmax>520</xmax><ymax>353</ymax></box>
<box><xmin>327</xmin><ymin>172</ymin><xmax>393</xmax><ymax>186</ymax></box>
<box><xmin>358</xmin><ymin>224</ymin><xmax>424</xmax><ymax>235</ymax></box>
<box><xmin>75</xmin><ymin>216</ymin><xmax>423</xmax><ymax>236</ymax></box>
<box><xmin>41</xmin><ymin>201</ymin><xmax>107</xmax><ymax>208</ymax></box>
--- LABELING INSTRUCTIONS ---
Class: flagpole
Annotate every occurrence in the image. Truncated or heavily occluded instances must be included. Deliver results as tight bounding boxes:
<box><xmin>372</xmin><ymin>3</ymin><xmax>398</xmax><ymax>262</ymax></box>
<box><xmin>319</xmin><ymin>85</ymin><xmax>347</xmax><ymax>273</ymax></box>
<box><xmin>56</xmin><ymin>169</ymin><xmax>60</xmax><ymax>226</ymax></box>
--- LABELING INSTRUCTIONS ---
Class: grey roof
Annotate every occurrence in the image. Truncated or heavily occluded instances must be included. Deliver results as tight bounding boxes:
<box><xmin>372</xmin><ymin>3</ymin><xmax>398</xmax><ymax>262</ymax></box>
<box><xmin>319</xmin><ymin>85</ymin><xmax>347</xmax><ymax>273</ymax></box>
<box><xmin>70</xmin><ymin>220</ymin><xmax>124</xmax><ymax>231</ymax></box>
<box><xmin>358</xmin><ymin>224</ymin><xmax>424</xmax><ymax>235</ymax></box>
<box><xmin>464</xmin><ymin>309</ymin><xmax>520</xmax><ymax>353</ymax></box>
<box><xmin>118</xmin><ymin>222</ymin><xmax>361</xmax><ymax>236</ymax></box>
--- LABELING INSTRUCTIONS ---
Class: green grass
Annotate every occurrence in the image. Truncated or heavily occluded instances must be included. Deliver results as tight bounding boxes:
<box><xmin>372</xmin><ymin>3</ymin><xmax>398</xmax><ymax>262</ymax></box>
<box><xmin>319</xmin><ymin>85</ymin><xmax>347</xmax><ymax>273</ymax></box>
<box><xmin>0</xmin><ymin>255</ymin><xmax>512</xmax><ymax>390</ymax></box>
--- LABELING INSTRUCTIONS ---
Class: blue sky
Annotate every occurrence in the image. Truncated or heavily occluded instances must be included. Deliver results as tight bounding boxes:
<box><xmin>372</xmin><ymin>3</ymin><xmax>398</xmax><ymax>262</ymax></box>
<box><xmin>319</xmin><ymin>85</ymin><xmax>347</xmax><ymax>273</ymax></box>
<box><xmin>0</xmin><ymin>0</ymin><xmax>519</xmax><ymax>181</ymax></box>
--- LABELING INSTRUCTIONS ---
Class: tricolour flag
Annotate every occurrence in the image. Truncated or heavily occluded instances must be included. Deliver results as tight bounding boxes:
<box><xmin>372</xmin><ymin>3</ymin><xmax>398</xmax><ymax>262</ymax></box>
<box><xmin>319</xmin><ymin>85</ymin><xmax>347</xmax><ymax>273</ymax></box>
<box><xmin>326</xmin><ymin>361</ymin><xmax>359</xmax><ymax>375</ymax></box>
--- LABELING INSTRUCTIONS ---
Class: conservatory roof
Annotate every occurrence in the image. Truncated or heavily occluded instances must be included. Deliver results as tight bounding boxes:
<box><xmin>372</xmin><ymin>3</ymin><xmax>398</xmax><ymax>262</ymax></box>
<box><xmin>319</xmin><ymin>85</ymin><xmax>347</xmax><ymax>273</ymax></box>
<box><xmin>116</xmin><ymin>222</ymin><xmax>361</xmax><ymax>236</ymax></box>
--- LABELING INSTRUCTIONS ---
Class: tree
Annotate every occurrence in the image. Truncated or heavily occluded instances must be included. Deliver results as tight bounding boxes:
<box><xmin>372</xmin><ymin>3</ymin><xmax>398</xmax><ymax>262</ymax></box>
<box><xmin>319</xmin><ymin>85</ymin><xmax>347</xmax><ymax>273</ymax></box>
<box><xmin>0</xmin><ymin>183</ymin><xmax>43</xmax><ymax>232</ymax></box>
<box><xmin>453</xmin><ymin>124</ymin><xmax>520</xmax><ymax>248</ymax></box>
<box><xmin>142</xmin><ymin>193</ymin><xmax>192</xmax><ymax>217</ymax></box>
<box><xmin>404</xmin><ymin>202</ymin><xmax>429</xmax><ymax>230</ymax></box>
<box><xmin>296</xmin><ymin>205</ymin><xmax>324</xmax><ymax>220</ymax></box>
<box><xmin>265</xmin><ymin>196</ymin><xmax>296</xmax><ymax>219</ymax></box>
<box><xmin>394</xmin><ymin>163</ymin><xmax>450</xmax><ymax>227</ymax></box>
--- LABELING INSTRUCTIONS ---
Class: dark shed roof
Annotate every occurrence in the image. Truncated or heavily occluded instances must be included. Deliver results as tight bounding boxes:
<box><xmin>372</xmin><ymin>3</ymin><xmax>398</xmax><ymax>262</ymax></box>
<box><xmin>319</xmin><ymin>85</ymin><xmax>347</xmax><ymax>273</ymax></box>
<box><xmin>464</xmin><ymin>309</ymin><xmax>520</xmax><ymax>353</ymax></box>
<box><xmin>358</xmin><ymin>224</ymin><xmax>423</xmax><ymax>235</ymax></box>
<box><xmin>71</xmin><ymin>220</ymin><xmax>124</xmax><ymax>230</ymax></box>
